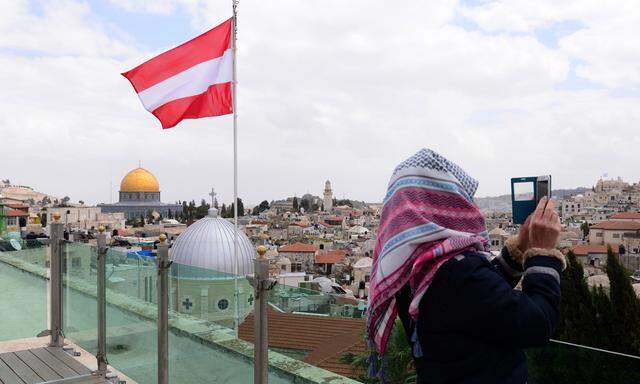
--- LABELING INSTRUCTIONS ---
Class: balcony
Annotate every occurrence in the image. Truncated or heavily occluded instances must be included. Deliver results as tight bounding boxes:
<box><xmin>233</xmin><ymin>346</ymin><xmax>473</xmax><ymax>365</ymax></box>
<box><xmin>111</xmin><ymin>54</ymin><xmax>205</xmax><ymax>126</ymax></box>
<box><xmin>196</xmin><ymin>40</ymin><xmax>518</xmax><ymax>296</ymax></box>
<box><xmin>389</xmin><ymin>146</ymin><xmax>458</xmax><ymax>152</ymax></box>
<box><xmin>0</xmin><ymin>222</ymin><xmax>359</xmax><ymax>384</ymax></box>
<box><xmin>1</xmin><ymin>226</ymin><xmax>639</xmax><ymax>383</ymax></box>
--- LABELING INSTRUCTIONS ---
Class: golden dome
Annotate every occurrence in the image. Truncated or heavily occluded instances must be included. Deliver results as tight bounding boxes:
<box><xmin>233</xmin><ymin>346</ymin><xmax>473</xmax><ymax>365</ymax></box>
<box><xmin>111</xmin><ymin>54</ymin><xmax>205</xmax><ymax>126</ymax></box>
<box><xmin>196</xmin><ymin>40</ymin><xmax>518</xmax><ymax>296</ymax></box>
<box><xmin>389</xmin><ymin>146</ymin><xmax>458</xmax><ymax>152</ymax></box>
<box><xmin>120</xmin><ymin>167</ymin><xmax>160</xmax><ymax>193</ymax></box>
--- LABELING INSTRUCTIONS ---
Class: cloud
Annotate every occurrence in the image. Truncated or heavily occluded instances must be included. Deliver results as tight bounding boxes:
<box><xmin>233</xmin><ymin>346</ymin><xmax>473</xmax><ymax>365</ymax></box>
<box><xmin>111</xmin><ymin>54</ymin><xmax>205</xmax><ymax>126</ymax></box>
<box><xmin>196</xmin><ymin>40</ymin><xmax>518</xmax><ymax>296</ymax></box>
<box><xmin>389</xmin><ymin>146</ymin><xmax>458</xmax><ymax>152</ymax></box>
<box><xmin>1</xmin><ymin>0</ymin><xmax>640</xmax><ymax>206</ymax></box>
<box><xmin>0</xmin><ymin>0</ymin><xmax>136</xmax><ymax>56</ymax></box>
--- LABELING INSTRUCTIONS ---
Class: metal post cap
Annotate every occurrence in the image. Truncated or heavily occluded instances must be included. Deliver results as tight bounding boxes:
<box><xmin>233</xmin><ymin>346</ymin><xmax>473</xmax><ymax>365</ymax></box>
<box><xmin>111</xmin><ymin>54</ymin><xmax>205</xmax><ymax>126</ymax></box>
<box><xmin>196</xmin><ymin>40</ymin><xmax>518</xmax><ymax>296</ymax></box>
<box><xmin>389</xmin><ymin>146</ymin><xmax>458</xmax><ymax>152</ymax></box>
<box><xmin>159</xmin><ymin>234</ymin><xmax>167</xmax><ymax>243</ymax></box>
<box><xmin>256</xmin><ymin>245</ymin><xmax>267</xmax><ymax>258</ymax></box>
<box><xmin>53</xmin><ymin>212</ymin><xmax>61</xmax><ymax>222</ymax></box>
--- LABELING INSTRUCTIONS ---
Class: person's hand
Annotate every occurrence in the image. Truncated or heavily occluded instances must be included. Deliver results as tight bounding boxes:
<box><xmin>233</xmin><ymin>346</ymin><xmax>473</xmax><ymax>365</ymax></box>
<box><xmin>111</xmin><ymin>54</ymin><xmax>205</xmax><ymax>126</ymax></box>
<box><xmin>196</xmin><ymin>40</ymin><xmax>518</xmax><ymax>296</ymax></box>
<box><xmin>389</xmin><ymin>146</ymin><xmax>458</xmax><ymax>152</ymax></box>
<box><xmin>517</xmin><ymin>215</ymin><xmax>532</xmax><ymax>253</ymax></box>
<box><xmin>528</xmin><ymin>197</ymin><xmax>561</xmax><ymax>250</ymax></box>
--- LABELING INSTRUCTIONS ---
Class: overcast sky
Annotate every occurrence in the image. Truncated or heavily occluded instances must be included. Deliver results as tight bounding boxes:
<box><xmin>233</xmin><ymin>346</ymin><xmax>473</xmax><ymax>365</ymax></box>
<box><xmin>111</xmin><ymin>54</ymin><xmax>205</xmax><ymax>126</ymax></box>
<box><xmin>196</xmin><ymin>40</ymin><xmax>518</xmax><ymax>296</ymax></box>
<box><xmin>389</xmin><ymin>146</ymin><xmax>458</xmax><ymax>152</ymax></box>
<box><xmin>1</xmin><ymin>0</ymin><xmax>639</xmax><ymax>206</ymax></box>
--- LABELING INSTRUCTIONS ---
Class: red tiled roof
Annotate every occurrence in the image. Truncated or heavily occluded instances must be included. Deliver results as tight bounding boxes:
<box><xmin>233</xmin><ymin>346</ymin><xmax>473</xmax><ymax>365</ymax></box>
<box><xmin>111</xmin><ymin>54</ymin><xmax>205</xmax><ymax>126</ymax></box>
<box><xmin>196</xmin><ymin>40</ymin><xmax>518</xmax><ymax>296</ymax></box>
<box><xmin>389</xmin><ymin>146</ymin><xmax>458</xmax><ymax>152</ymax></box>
<box><xmin>239</xmin><ymin>308</ymin><xmax>365</xmax><ymax>378</ymax></box>
<box><xmin>610</xmin><ymin>212</ymin><xmax>640</xmax><ymax>220</ymax></box>
<box><xmin>591</xmin><ymin>221</ymin><xmax>640</xmax><ymax>230</ymax></box>
<box><xmin>570</xmin><ymin>244</ymin><xmax>612</xmax><ymax>255</ymax></box>
<box><xmin>5</xmin><ymin>203</ymin><xmax>29</xmax><ymax>209</ymax></box>
<box><xmin>251</xmin><ymin>220</ymin><xmax>268</xmax><ymax>225</ymax></box>
<box><xmin>315</xmin><ymin>250</ymin><xmax>347</xmax><ymax>264</ymax></box>
<box><xmin>6</xmin><ymin>209</ymin><xmax>29</xmax><ymax>217</ymax></box>
<box><xmin>279</xmin><ymin>242</ymin><xmax>317</xmax><ymax>253</ymax></box>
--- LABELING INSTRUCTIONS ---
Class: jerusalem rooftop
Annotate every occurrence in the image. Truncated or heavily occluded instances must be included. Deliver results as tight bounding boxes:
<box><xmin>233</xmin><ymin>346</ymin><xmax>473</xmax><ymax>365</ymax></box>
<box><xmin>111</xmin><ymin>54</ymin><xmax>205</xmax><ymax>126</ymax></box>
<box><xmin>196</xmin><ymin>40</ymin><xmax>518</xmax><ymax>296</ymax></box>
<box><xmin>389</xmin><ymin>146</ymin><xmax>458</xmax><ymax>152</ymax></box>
<box><xmin>4</xmin><ymin>1</ymin><xmax>640</xmax><ymax>384</ymax></box>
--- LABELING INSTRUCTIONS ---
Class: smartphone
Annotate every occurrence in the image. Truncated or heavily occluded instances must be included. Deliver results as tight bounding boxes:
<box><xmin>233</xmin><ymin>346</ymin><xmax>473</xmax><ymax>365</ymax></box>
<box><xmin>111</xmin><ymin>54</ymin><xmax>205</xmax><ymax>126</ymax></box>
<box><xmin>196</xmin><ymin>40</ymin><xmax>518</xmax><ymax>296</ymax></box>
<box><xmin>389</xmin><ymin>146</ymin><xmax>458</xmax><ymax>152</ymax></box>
<box><xmin>511</xmin><ymin>175</ymin><xmax>552</xmax><ymax>224</ymax></box>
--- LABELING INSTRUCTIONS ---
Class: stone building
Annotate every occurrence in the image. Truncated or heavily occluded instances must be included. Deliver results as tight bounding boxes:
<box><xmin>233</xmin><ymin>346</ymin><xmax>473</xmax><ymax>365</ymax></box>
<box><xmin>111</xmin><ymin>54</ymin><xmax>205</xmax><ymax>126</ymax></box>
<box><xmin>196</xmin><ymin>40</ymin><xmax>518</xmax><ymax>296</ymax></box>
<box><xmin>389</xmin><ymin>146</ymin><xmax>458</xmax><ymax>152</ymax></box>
<box><xmin>278</xmin><ymin>242</ymin><xmax>317</xmax><ymax>272</ymax></box>
<box><xmin>98</xmin><ymin>167</ymin><xmax>182</xmax><ymax>220</ymax></box>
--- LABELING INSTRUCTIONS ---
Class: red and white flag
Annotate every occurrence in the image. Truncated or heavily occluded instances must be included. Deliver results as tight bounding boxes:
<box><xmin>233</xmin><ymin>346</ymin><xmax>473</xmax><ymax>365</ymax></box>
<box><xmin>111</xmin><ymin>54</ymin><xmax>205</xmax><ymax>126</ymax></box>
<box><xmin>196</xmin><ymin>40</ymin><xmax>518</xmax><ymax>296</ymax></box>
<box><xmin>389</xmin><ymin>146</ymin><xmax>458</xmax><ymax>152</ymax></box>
<box><xmin>123</xmin><ymin>18</ymin><xmax>233</xmax><ymax>129</ymax></box>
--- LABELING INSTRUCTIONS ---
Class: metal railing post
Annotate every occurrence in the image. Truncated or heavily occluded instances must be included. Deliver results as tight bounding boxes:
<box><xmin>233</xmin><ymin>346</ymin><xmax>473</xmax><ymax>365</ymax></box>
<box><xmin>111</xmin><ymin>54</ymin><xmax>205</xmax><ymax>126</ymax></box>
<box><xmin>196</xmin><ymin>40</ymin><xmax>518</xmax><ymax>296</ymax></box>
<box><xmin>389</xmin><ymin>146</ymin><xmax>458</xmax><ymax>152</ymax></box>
<box><xmin>96</xmin><ymin>226</ymin><xmax>108</xmax><ymax>376</ymax></box>
<box><xmin>49</xmin><ymin>213</ymin><xmax>64</xmax><ymax>347</ymax></box>
<box><xmin>157</xmin><ymin>234</ymin><xmax>170</xmax><ymax>384</ymax></box>
<box><xmin>248</xmin><ymin>246</ymin><xmax>276</xmax><ymax>384</ymax></box>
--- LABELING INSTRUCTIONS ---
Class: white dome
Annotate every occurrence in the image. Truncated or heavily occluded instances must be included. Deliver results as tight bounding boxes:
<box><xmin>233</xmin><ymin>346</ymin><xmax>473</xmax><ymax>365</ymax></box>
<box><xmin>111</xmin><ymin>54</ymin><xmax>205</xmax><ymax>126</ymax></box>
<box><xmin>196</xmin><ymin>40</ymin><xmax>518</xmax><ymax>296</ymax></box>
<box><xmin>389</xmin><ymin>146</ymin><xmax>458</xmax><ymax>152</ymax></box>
<box><xmin>170</xmin><ymin>208</ymin><xmax>255</xmax><ymax>276</ymax></box>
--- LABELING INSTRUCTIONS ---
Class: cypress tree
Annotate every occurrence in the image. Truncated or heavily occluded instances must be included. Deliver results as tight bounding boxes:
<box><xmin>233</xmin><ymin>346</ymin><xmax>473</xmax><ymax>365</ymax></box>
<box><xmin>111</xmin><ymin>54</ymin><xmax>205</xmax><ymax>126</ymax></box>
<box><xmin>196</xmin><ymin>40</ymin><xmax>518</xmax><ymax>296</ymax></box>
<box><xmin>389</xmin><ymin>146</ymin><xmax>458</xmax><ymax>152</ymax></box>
<box><xmin>236</xmin><ymin>198</ymin><xmax>245</xmax><ymax>217</ymax></box>
<box><xmin>556</xmin><ymin>251</ymin><xmax>598</xmax><ymax>345</ymax></box>
<box><xmin>605</xmin><ymin>246</ymin><xmax>640</xmax><ymax>354</ymax></box>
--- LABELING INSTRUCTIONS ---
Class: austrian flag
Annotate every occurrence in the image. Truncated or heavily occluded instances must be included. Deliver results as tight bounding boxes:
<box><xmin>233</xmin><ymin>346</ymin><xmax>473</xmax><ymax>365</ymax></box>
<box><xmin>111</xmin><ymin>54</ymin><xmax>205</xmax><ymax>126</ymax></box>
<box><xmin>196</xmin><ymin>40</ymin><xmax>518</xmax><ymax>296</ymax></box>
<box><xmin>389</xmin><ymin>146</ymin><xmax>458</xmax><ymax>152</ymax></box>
<box><xmin>123</xmin><ymin>18</ymin><xmax>233</xmax><ymax>129</ymax></box>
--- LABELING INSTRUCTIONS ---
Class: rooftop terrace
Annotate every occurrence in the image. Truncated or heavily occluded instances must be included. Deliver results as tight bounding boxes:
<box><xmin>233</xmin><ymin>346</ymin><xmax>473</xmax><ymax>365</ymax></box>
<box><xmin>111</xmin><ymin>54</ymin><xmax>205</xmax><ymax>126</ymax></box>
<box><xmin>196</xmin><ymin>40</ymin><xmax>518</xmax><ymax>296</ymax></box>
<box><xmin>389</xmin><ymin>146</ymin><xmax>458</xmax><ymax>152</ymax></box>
<box><xmin>1</xmin><ymin>225</ymin><xmax>640</xmax><ymax>383</ymax></box>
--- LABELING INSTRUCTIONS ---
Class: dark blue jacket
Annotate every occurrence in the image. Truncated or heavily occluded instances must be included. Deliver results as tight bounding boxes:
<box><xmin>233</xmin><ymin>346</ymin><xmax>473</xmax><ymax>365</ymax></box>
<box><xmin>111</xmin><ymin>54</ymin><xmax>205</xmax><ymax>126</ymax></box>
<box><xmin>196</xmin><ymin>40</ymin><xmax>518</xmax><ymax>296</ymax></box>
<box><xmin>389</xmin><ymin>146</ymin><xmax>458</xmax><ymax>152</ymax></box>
<box><xmin>396</xmin><ymin>245</ymin><xmax>563</xmax><ymax>384</ymax></box>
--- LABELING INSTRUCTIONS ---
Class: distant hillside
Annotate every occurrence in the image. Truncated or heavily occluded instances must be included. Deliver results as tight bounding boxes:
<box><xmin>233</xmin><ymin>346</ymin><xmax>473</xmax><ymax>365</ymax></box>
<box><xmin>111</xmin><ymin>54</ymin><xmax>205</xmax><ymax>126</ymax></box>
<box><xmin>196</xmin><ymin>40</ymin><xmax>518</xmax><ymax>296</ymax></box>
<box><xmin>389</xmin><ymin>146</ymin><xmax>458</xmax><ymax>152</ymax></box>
<box><xmin>475</xmin><ymin>187</ymin><xmax>590</xmax><ymax>212</ymax></box>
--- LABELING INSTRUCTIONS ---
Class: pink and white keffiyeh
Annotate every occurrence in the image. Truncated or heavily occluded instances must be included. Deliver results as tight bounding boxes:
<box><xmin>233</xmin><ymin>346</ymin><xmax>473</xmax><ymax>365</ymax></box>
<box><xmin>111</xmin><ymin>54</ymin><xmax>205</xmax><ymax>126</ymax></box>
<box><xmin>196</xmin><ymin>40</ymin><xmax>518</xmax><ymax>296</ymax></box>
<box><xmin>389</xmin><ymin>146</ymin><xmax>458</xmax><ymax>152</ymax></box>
<box><xmin>367</xmin><ymin>149</ymin><xmax>489</xmax><ymax>356</ymax></box>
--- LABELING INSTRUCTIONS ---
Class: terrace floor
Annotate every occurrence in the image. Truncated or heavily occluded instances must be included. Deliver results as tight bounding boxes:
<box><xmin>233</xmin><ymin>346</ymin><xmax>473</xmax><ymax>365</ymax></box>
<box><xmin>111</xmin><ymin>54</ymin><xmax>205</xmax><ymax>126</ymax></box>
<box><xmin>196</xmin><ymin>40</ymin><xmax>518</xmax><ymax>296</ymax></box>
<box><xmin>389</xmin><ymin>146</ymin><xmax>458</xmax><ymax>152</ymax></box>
<box><xmin>0</xmin><ymin>337</ymin><xmax>136</xmax><ymax>384</ymax></box>
<box><xmin>0</xmin><ymin>345</ymin><xmax>106</xmax><ymax>384</ymax></box>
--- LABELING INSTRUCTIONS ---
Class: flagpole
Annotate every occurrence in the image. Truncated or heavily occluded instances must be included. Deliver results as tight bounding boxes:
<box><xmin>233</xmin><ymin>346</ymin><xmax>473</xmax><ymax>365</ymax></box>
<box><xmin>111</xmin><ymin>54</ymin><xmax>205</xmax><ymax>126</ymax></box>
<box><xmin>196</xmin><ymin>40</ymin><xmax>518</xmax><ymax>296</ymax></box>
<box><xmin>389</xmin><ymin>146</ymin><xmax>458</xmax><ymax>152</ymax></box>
<box><xmin>232</xmin><ymin>0</ymin><xmax>240</xmax><ymax>337</ymax></box>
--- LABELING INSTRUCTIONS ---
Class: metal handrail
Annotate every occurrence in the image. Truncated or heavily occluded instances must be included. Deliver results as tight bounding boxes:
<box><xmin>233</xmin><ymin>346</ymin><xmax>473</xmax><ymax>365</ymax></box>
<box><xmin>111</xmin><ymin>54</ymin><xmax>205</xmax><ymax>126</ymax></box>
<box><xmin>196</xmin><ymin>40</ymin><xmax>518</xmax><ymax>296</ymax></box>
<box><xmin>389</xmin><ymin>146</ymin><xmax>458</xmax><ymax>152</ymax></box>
<box><xmin>550</xmin><ymin>339</ymin><xmax>640</xmax><ymax>360</ymax></box>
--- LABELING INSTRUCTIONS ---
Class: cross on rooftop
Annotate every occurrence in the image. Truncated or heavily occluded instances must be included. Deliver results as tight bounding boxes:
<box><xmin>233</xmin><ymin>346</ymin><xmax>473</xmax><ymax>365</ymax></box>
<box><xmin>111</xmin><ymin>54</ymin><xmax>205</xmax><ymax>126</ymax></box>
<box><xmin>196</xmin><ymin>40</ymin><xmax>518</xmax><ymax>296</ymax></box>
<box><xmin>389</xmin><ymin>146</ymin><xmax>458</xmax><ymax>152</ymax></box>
<box><xmin>209</xmin><ymin>188</ymin><xmax>217</xmax><ymax>207</ymax></box>
<box><xmin>182</xmin><ymin>298</ymin><xmax>193</xmax><ymax>310</ymax></box>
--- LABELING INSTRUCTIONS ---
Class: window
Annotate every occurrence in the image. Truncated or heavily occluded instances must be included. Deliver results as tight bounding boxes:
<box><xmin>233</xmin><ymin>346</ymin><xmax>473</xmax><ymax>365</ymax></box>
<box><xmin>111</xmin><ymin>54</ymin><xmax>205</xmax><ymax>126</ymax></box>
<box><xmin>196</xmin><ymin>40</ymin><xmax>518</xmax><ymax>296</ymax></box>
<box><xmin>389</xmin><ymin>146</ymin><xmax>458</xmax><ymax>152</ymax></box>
<box><xmin>217</xmin><ymin>299</ymin><xmax>229</xmax><ymax>311</ymax></box>
<box><xmin>596</xmin><ymin>232</ymin><xmax>604</xmax><ymax>238</ymax></box>
<box><xmin>613</xmin><ymin>233</ymin><xmax>620</xmax><ymax>238</ymax></box>
<box><xmin>291</xmin><ymin>263</ymin><xmax>302</xmax><ymax>272</ymax></box>
<box><xmin>281</xmin><ymin>264</ymin><xmax>287</xmax><ymax>271</ymax></box>
<box><xmin>365</xmin><ymin>275</ymin><xmax>370</xmax><ymax>283</ymax></box>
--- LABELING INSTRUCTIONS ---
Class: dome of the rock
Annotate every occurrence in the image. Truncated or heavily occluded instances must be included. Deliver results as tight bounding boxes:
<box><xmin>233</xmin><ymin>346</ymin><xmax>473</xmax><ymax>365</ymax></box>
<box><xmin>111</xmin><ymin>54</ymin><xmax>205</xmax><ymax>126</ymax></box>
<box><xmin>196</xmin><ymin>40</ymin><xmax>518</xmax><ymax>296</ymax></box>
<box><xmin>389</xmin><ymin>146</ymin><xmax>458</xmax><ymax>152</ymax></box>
<box><xmin>120</xmin><ymin>167</ymin><xmax>160</xmax><ymax>193</ymax></box>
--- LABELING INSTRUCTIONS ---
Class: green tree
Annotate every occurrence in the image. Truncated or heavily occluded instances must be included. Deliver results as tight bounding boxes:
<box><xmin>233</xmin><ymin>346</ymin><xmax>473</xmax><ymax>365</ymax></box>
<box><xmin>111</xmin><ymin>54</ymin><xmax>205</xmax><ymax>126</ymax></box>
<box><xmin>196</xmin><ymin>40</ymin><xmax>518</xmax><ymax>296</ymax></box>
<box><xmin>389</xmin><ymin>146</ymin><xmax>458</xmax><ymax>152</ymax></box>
<box><xmin>237</xmin><ymin>197</ymin><xmax>245</xmax><ymax>217</ymax></box>
<box><xmin>555</xmin><ymin>251</ymin><xmax>597</xmax><ymax>345</ymax></box>
<box><xmin>527</xmin><ymin>248</ymin><xmax>640</xmax><ymax>384</ymax></box>
<box><xmin>292</xmin><ymin>197</ymin><xmax>299</xmax><ymax>212</ymax></box>
<box><xmin>341</xmin><ymin>321</ymin><xmax>415</xmax><ymax>384</ymax></box>
<box><xmin>252</xmin><ymin>200</ymin><xmax>270</xmax><ymax>215</ymax></box>
<box><xmin>300</xmin><ymin>198</ymin><xmax>310</xmax><ymax>212</ymax></box>
<box><xmin>605</xmin><ymin>246</ymin><xmax>640</xmax><ymax>354</ymax></box>
<box><xmin>195</xmin><ymin>199</ymin><xmax>210</xmax><ymax>219</ymax></box>
<box><xmin>221</xmin><ymin>203</ymin><xmax>227</xmax><ymax>217</ymax></box>
<box><xmin>580</xmin><ymin>222</ymin><xmax>590</xmax><ymax>240</ymax></box>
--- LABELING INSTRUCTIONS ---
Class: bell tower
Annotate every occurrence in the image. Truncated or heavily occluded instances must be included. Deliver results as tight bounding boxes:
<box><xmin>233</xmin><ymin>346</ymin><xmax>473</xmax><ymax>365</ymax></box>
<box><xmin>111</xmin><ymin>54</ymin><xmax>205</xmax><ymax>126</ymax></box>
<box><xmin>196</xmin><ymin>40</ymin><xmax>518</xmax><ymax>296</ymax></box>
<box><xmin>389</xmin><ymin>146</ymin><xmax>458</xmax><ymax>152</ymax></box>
<box><xmin>323</xmin><ymin>180</ymin><xmax>333</xmax><ymax>212</ymax></box>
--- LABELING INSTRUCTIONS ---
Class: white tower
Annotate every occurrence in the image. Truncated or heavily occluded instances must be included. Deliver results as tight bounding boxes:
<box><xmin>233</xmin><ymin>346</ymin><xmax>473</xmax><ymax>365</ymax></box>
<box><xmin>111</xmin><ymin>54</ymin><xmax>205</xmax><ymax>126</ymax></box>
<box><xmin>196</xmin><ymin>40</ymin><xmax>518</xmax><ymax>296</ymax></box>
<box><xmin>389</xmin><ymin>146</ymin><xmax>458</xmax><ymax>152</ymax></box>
<box><xmin>323</xmin><ymin>180</ymin><xmax>333</xmax><ymax>212</ymax></box>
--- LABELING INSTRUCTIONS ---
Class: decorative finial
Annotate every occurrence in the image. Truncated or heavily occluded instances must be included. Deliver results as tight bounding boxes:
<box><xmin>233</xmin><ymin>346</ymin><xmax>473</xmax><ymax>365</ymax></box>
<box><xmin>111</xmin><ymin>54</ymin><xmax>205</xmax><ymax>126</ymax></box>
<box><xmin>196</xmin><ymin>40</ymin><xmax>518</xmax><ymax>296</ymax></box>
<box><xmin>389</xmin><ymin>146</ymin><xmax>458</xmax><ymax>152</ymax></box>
<box><xmin>53</xmin><ymin>212</ymin><xmax>61</xmax><ymax>222</ymax></box>
<box><xmin>159</xmin><ymin>233</ymin><xmax>167</xmax><ymax>243</ymax></box>
<box><xmin>98</xmin><ymin>225</ymin><xmax>105</xmax><ymax>233</ymax></box>
<box><xmin>257</xmin><ymin>245</ymin><xmax>267</xmax><ymax>259</ymax></box>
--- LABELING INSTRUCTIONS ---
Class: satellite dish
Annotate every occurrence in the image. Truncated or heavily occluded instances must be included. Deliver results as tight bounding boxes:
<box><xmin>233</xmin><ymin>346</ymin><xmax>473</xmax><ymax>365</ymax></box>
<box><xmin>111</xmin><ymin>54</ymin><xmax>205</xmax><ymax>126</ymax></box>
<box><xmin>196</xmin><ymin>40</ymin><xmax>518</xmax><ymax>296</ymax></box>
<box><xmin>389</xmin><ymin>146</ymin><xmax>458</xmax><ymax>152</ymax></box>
<box><xmin>9</xmin><ymin>239</ymin><xmax>22</xmax><ymax>251</ymax></box>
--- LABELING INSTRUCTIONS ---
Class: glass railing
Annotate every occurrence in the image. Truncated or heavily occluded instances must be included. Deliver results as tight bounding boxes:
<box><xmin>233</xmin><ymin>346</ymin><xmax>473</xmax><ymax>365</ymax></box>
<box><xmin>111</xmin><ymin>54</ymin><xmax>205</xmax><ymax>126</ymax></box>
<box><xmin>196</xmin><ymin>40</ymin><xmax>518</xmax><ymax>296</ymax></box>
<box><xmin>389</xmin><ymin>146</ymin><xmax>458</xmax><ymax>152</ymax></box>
<box><xmin>0</xmin><ymin>244</ymin><xmax>48</xmax><ymax>341</ymax></box>
<box><xmin>0</xmin><ymin>237</ymin><xmax>361</xmax><ymax>383</ymax></box>
<box><xmin>268</xmin><ymin>283</ymin><xmax>367</xmax><ymax>318</ymax></box>
<box><xmin>62</xmin><ymin>242</ymin><xmax>99</xmax><ymax>345</ymax></box>
<box><xmin>54</xmin><ymin>241</ymin><xmax>321</xmax><ymax>383</ymax></box>
<box><xmin>9</xmin><ymin>238</ymin><xmax>638</xmax><ymax>384</ymax></box>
